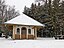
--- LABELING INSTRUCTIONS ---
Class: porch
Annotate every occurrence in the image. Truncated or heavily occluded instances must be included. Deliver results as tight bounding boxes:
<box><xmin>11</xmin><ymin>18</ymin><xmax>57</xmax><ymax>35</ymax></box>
<box><xmin>12</xmin><ymin>25</ymin><xmax>37</xmax><ymax>40</ymax></box>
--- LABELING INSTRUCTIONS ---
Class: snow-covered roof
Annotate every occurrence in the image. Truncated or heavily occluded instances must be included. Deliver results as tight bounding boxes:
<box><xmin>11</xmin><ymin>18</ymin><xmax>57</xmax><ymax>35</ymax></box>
<box><xmin>5</xmin><ymin>13</ymin><xmax>45</xmax><ymax>26</ymax></box>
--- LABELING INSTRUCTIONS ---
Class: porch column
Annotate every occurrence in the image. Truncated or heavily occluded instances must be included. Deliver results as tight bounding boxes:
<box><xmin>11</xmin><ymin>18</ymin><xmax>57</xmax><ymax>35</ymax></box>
<box><xmin>27</xmin><ymin>28</ymin><xmax>28</xmax><ymax>39</ymax></box>
<box><xmin>13</xmin><ymin>25</ymin><xmax>16</xmax><ymax>39</ymax></box>
<box><xmin>20</xmin><ymin>28</ymin><xmax>21</xmax><ymax>39</ymax></box>
<box><xmin>35</xmin><ymin>28</ymin><xmax>37</xmax><ymax>39</ymax></box>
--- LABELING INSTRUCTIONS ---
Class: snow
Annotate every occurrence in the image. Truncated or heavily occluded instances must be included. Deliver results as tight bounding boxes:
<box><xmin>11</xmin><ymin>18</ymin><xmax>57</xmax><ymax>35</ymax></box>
<box><xmin>0</xmin><ymin>37</ymin><xmax>64</xmax><ymax>48</ymax></box>
<box><xmin>5</xmin><ymin>13</ymin><xmax>45</xmax><ymax>27</ymax></box>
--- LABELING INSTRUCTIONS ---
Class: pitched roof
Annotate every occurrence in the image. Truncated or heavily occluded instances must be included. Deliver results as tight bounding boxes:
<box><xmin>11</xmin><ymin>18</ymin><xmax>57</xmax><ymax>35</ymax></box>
<box><xmin>5</xmin><ymin>13</ymin><xmax>45</xmax><ymax>26</ymax></box>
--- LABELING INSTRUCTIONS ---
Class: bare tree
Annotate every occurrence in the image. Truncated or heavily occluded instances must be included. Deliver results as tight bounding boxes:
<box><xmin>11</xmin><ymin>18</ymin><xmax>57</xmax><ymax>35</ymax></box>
<box><xmin>0</xmin><ymin>0</ymin><xmax>20</xmax><ymax>33</ymax></box>
<box><xmin>7</xmin><ymin>6</ymin><xmax>20</xmax><ymax>21</ymax></box>
<box><xmin>35</xmin><ymin>0</ymin><xmax>47</xmax><ymax>2</ymax></box>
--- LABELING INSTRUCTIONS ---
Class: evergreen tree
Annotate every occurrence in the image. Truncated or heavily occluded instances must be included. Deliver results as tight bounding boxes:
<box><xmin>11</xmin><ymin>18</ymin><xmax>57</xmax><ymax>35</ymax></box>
<box><xmin>23</xmin><ymin>0</ymin><xmax>64</xmax><ymax>37</ymax></box>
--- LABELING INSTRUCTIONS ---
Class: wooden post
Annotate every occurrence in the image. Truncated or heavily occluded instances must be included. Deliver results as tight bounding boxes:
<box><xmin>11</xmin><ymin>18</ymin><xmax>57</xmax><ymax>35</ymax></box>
<box><xmin>35</xmin><ymin>27</ymin><xmax>37</xmax><ymax>39</ymax></box>
<box><xmin>13</xmin><ymin>25</ymin><xmax>16</xmax><ymax>40</ymax></box>
<box><xmin>27</xmin><ymin>28</ymin><xmax>28</xmax><ymax>39</ymax></box>
<box><xmin>20</xmin><ymin>28</ymin><xmax>21</xmax><ymax>39</ymax></box>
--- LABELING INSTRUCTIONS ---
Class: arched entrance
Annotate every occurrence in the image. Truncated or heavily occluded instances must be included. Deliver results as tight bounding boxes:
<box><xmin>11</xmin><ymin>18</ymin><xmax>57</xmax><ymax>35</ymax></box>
<box><xmin>21</xmin><ymin>27</ymin><xmax>27</xmax><ymax>39</ymax></box>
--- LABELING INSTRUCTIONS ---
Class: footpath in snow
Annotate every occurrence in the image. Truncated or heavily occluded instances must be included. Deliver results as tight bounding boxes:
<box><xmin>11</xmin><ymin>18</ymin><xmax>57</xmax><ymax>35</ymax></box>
<box><xmin>0</xmin><ymin>37</ymin><xmax>64</xmax><ymax>48</ymax></box>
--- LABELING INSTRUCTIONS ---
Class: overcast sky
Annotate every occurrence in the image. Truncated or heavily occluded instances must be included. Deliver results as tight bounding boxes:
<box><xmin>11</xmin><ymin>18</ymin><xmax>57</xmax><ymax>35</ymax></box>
<box><xmin>6</xmin><ymin>0</ymin><xmax>35</xmax><ymax>14</ymax></box>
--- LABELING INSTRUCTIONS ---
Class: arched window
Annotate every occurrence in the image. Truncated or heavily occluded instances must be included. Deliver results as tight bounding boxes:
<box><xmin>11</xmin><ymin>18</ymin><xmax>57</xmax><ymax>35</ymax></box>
<box><xmin>17</xmin><ymin>28</ymin><xmax>20</xmax><ymax>34</ymax></box>
<box><xmin>28</xmin><ymin>29</ymin><xmax>31</xmax><ymax>34</ymax></box>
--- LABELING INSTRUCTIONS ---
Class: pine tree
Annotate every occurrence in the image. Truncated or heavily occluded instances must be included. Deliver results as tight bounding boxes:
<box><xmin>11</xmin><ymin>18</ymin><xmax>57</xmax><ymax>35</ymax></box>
<box><xmin>23</xmin><ymin>0</ymin><xmax>64</xmax><ymax>37</ymax></box>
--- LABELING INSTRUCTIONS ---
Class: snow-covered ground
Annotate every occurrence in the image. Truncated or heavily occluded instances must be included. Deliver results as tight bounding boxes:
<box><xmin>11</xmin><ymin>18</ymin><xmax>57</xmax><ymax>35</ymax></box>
<box><xmin>0</xmin><ymin>37</ymin><xmax>64</xmax><ymax>48</ymax></box>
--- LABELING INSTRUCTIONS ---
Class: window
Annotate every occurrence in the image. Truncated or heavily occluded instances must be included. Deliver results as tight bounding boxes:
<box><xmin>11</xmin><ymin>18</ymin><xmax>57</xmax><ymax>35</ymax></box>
<box><xmin>28</xmin><ymin>29</ymin><xmax>31</xmax><ymax>34</ymax></box>
<box><xmin>17</xmin><ymin>28</ymin><xmax>20</xmax><ymax>34</ymax></box>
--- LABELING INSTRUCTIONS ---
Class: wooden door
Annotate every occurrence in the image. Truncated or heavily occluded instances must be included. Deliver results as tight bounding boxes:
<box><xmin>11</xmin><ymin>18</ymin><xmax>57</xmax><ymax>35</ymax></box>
<box><xmin>21</xmin><ymin>27</ymin><xmax>27</xmax><ymax>39</ymax></box>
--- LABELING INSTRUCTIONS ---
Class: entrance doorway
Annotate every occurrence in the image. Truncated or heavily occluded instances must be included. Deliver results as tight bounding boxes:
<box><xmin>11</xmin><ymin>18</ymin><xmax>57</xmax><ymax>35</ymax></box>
<box><xmin>21</xmin><ymin>27</ymin><xmax>27</xmax><ymax>39</ymax></box>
